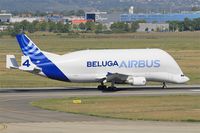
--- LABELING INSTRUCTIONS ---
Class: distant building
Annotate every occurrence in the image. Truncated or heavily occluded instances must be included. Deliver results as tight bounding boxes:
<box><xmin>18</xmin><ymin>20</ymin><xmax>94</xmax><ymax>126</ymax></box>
<box><xmin>85</xmin><ymin>12</ymin><xmax>96</xmax><ymax>22</ymax></box>
<box><xmin>10</xmin><ymin>17</ymin><xmax>38</xmax><ymax>23</ymax></box>
<box><xmin>71</xmin><ymin>19</ymin><xmax>89</xmax><ymax>25</ymax></box>
<box><xmin>120</xmin><ymin>12</ymin><xmax>200</xmax><ymax>23</ymax></box>
<box><xmin>85</xmin><ymin>12</ymin><xmax>107</xmax><ymax>23</ymax></box>
<box><xmin>0</xmin><ymin>13</ymin><xmax>12</xmax><ymax>23</ymax></box>
<box><xmin>129</xmin><ymin>6</ymin><xmax>134</xmax><ymax>14</ymax></box>
<box><xmin>0</xmin><ymin>10</ymin><xmax>7</xmax><ymax>13</ymax></box>
<box><xmin>45</xmin><ymin>15</ymin><xmax>63</xmax><ymax>23</ymax></box>
<box><xmin>137</xmin><ymin>23</ymin><xmax>169</xmax><ymax>32</ymax></box>
<box><xmin>0</xmin><ymin>25</ymin><xmax>9</xmax><ymax>31</ymax></box>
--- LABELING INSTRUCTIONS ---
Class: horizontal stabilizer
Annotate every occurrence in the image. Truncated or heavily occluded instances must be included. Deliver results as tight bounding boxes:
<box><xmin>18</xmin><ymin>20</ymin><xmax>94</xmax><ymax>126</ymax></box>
<box><xmin>6</xmin><ymin>55</ymin><xmax>19</xmax><ymax>69</ymax></box>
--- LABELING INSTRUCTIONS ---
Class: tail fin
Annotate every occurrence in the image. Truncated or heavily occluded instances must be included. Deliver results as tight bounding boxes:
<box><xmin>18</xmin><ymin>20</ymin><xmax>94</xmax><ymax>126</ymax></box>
<box><xmin>16</xmin><ymin>34</ymin><xmax>50</xmax><ymax>66</ymax></box>
<box><xmin>16</xmin><ymin>34</ymin><xmax>70</xmax><ymax>81</ymax></box>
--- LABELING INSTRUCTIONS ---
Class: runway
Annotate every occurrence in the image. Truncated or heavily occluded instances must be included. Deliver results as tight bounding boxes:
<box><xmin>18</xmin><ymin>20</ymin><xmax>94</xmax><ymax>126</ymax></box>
<box><xmin>0</xmin><ymin>86</ymin><xmax>200</xmax><ymax>133</ymax></box>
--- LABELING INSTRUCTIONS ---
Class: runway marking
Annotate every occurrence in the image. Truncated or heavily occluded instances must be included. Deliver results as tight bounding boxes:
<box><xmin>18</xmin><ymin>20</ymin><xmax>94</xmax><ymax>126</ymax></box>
<box><xmin>0</xmin><ymin>123</ymin><xmax>7</xmax><ymax>131</ymax></box>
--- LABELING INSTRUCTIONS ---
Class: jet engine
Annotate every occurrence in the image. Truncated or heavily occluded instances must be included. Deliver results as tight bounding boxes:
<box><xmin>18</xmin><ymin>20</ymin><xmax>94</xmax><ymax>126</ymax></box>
<box><xmin>126</xmin><ymin>76</ymin><xmax>146</xmax><ymax>86</ymax></box>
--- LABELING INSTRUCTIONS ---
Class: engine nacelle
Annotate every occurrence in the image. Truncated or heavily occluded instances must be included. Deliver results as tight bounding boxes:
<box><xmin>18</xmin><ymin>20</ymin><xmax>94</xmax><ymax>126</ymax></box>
<box><xmin>126</xmin><ymin>76</ymin><xmax>146</xmax><ymax>86</ymax></box>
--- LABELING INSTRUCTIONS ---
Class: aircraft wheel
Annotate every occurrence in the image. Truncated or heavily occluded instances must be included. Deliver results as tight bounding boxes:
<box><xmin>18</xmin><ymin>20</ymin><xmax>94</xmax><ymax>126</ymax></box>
<box><xmin>97</xmin><ymin>85</ymin><xmax>107</xmax><ymax>90</ymax></box>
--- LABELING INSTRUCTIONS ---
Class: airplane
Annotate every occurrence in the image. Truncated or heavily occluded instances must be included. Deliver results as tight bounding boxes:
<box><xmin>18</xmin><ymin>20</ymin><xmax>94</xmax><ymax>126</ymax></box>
<box><xmin>6</xmin><ymin>34</ymin><xmax>189</xmax><ymax>91</ymax></box>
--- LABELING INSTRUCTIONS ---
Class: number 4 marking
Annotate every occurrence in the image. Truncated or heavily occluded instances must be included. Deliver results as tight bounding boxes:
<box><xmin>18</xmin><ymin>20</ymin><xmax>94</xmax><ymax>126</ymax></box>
<box><xmin>23</xmin><ymin>59</ymin><xmax>31</xmax><ymax>67</ymax></box>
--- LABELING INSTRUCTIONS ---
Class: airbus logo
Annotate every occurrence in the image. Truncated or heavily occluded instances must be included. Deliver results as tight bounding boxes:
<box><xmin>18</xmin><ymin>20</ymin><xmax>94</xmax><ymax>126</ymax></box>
<box><xmin>87</xmin><ymin>60</ymin><xmax>160</xmax><ymax>68</ymax></box>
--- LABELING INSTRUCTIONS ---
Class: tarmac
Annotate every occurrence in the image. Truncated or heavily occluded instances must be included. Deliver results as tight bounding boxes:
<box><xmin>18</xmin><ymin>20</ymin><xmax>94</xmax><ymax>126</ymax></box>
<box><xmin>0</xmin><ymin>85</ymin><xmax>200</xmax><ymax>133</ymax></box>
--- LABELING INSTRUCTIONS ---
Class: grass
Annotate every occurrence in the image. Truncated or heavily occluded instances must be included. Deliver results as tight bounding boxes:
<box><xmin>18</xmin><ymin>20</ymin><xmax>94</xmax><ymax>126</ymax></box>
<box><xmin>32</xmin><ymin>95</ymin><xmax>200</xmax><ymax>122</ymax></box>
<box><xmin>0</xmin><ymin>32</ymin><xmax>200</xmax><ymax>87</ymax></box>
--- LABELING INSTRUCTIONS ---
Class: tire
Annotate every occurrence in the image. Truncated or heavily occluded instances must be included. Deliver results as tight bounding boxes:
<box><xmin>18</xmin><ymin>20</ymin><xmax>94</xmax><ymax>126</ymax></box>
<box><xmin>97</xmin><ymin>85</ymin><xmax>107</xmax><ymax>90</ymax></box>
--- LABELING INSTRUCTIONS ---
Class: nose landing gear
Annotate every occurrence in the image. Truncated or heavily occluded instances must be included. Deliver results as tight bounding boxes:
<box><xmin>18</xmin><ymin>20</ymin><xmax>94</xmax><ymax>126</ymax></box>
<box><xmin>162</xmin><ymin>82</ymin><xmax>167</xmax><ymax>88</ymax></box>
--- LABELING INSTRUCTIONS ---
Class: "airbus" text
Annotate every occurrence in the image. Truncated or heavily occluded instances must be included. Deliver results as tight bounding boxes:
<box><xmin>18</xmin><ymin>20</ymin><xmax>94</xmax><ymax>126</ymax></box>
<box><xmin>87</xmin><ymin>60</ymin><xmax>160</xmax><ymax>68</ymax></box>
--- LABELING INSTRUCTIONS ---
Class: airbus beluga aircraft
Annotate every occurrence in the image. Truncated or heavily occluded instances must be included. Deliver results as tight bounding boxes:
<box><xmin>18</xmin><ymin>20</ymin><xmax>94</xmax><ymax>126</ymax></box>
<box><xmin>6</xmin><ymin>34</ymin><xmax>189</xmax><ymax>90</ymax></box>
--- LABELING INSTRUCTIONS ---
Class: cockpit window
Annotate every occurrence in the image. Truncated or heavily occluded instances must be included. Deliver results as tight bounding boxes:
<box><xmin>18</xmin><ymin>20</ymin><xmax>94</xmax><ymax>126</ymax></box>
<box><xmin>181</xmin><ymin>74</ymin><xmax>185</xmax><ymax>77</ymax></box>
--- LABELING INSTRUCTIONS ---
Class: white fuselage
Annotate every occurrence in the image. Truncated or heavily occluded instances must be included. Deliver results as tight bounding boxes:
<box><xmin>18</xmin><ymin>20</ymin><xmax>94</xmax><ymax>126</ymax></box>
<box><xmin>45</xmin><ymin>49</ymin><xmax>189</xmax><ymax>84</ymax></box>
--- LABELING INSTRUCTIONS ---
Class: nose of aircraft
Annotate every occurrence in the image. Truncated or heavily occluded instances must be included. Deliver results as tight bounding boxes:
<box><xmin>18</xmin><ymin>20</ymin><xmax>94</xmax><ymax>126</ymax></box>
<box><xmin>184</xmin><ymin>76</ymin><xmax>190</xmax><ymax>82</ymax></box>
<box><xmin>176</xmin><ymin>75</ymin><xmax>190</xmax><ymax>84</ymax></box>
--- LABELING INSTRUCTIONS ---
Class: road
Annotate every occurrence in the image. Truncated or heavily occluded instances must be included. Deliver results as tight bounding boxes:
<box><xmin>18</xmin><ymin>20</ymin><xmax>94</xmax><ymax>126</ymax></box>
<box><xmin>0</xmin><ymin>86</ymin><xmax>200</xmax><ymax>133</ymax></box>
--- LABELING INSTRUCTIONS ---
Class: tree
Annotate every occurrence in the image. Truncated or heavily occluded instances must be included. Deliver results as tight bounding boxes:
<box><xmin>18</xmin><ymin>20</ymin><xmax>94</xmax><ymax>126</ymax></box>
<box><xmin>110</xmin><ymin>22</ymin><xmax>129</xmax><ymax>33</ymax></box>
<box><xmin>178</xmin><ymin>22</ymin><xmax>184</xmax><ymax>32</ymax></box>
<box><xmin>27</xmin><ymin>23</ymin><xmax>35</xmax><ymax>33</ymax></box>
<box><xmin>183</xmin><ymin>18</ymin><xmax>193</xmax><ymax>31</ymax></box>
<box><xmin>85</xmin><ymin>22</ymin><xmax>96</xmax><ymax>31</ymax></box>
<box><xmin>32</xmin><ymin>20</ymin><xmax>40</xmax><ymax>31</ymax></box>
<box><xmin>72</xmin><ymin>24</ymin><xmax>78</xmax><ymax>30</ymax></box>
<box><xmin>167</xmin><ymin>21</ymin><xmax>180</xmax><ymax>32</ymax></box>
<box><xmin>56</xmin><ymin>22</ymin><xmax>70</xmax><ymax>33</ymax></box>
<box><xmin>130</xmin><ymin>22</ymin><xmax>139</xmax><ymax>32</ymax></box>
<box><xmin>95</xmin><ymin>23</ymin><xmax>103</xmax><ymax>33</ymax></box>
<box><xmin>63</xmin><ymin>23</ymin><xmax>70</xmax><ymax>33</ymax></box>
<box><xmin>20</xmin><ymin>20</ymin><xmax>30</xmax><ymax>31</ymax></box>
<box><xmin>9</xmin><ymin>22</ymin><xmax>23</xmax><ymax>36</ymax></box>
<box><xmin>39</xmin><ymin>22</ymin><xmax>48</xmax><ymax>31</ymax></box>
<box><xmin>124</xmin><ymin>23</ymin><xmax>129</xmax><ymax>32</ymax></box>
<box><xmin>48</xmin><ymin>21</ymin><xmax>57</xmax><ymax>32</ymax></box>
<box><xmin>193</xmin><ymin>18</ymin><xmax>200</xmax><ymax>30</ymax></box>
<box><xmin>79</xmin><ymin>23</ymin><xmax>86</xmax><ymax>30</ymax></box>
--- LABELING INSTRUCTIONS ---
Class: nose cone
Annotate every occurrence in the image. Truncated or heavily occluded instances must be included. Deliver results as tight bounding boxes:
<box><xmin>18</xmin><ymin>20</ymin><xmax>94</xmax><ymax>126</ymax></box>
<box><xmin>175</xmin><ymin>75</ymin><xmax>190</xmax><ymax>84</ymax></box>
<box><xmin>184</xmin><ymin>76</ymin><xmax>190</xmax><ymax>82</ymax></box>
<box><xmin>180</xmin><ymin>76</ymin><xmax>190</xmax><ymax>83</ymax></box>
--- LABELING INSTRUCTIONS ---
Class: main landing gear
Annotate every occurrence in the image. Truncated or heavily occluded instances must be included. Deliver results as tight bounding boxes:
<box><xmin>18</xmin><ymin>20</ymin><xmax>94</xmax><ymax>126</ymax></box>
<box><xmin>162</xmin><ymin>82</ymin><xmax>167</xmax><ymax>88</ymax></box>
<box><xmin>97</xmin><ymin>82</ymin><xmax>117</xmax><ymax>91</ymax></box>
<box><xmin>97</xmin><ymin>85</ymin><xmax>107</xmax><ymax>90</ymax></box>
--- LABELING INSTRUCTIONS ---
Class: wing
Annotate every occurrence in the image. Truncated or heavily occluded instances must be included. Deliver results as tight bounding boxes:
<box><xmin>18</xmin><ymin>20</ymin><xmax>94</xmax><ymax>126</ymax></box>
<box><xmin>106</xmin><ymin>72</ymin><xmax>128</xmax><ymax>84</ymax></box>
<box><xmin>97</xmin><ymin>72</ymin><xmax>146</xmax><ymax>86</ymax></box>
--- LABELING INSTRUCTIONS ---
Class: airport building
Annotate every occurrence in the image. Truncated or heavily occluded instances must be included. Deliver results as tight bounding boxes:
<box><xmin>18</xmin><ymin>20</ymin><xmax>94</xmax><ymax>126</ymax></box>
<box><xmin>0</xmin><ymin>13</ymin><xmax>12</xmax><ymax>23</ymax></box>
<box><xmin>120</xmin><ymin>12</ymin><xmax>200</xmax><ymax>23</ymax></box>
<box><xmin>85</xmin><ymin>12</ymin><xmax>108</xmax><ymax>23</ymax></box>
<box><xmin>10</xmin><ymin>17</ymin><xmax>38</xmax><ymax>23</ymax></box>
<box><xmin>137</xmin><ymin>23</ymin><xmax>169</xmax><ymax>32</ymax></box>
<box><xmin>45</xmin><ymin>15</ymin><xmax>63</xmax><ymax>23</ymax></box>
